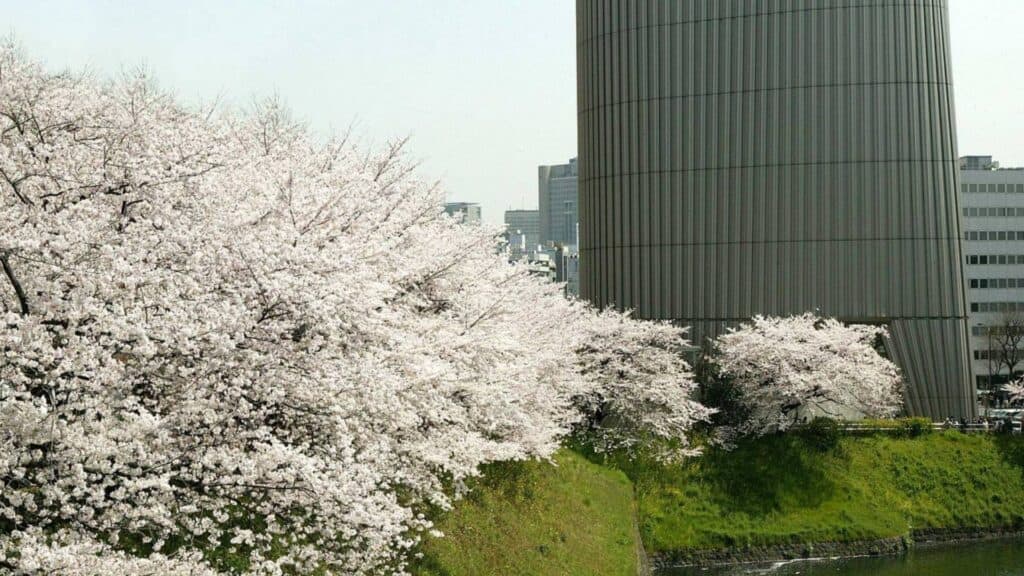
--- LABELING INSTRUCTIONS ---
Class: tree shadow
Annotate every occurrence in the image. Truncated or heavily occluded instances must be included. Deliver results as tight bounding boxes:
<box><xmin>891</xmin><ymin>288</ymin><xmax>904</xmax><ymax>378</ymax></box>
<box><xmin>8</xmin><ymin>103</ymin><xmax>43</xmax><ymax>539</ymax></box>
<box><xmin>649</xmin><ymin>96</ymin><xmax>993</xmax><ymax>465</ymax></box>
<box><xmin>699</xmin><ymin>435</ymin><xmax>836</xmax><ymax>516</ymax></box>
<box><xmin>994</xmin><ymin>433</ymin><xmax>1024</xmax><ymax>470</ymax></box>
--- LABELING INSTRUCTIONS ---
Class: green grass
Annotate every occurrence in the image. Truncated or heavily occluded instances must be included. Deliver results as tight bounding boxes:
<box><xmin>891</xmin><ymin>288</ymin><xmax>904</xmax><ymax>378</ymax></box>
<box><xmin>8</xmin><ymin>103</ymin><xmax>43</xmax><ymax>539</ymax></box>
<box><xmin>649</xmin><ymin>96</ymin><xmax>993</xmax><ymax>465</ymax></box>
<box><xmin>604</xmin><ymin>432</ymin><xmax>1024</xmax><ymax>558</ymax></box>
<box><xmin>411</xmin><ymin>449</ymin><xmax>639</xmax><ymax>576</ymax></box>
<box><xmin>411</xmin><ymin>433</ymin><xmax>1024</xmax><ymax>573</ymax></box>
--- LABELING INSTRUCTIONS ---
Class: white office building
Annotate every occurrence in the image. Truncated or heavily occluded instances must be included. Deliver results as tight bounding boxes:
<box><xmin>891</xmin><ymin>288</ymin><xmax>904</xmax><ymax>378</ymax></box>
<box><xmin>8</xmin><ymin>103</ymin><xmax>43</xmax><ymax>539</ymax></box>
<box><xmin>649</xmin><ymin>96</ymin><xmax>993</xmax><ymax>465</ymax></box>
<box><xmin>960</xmin><ymin>156</ymin><xmax>1024</xmax><ymax>403</ymax></box>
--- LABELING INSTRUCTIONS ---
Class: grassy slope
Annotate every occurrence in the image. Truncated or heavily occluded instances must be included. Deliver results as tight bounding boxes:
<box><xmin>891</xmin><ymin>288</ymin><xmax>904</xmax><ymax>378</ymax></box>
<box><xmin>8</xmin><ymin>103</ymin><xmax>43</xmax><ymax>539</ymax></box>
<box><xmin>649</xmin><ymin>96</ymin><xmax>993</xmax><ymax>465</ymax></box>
<box><xmin>623</xmin><ymin>432</ymin><xmax>1024</xmax><ymax>556</ymax></box>
<box><xmin>412</xmin><ymin>449</ymin><xmax>638</xmax><ymax>576</ymax></box>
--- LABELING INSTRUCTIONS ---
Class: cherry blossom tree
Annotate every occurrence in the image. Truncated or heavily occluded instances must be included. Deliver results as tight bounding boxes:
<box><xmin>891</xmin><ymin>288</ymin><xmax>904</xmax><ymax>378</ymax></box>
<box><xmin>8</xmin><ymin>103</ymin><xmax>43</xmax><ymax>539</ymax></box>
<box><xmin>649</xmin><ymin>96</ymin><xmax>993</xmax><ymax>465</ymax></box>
<box><xmin>709</xmin><ymin>314</ymin><xmax>904</xmax><ymax>438</ymax></box>
<box><xmin>0</xmin><ymin>44</ymin><xmax>709</xmax><ymax>574</ymax></box>
<box><xmin>1003</xmin><ymin>379</ymin><xmax>1024</xmax><ymax>405</ymax></box>
<box><xmin>575</xmin><ymin>311</ymin><xmax>714</xmax><ymax>460</ymax></box>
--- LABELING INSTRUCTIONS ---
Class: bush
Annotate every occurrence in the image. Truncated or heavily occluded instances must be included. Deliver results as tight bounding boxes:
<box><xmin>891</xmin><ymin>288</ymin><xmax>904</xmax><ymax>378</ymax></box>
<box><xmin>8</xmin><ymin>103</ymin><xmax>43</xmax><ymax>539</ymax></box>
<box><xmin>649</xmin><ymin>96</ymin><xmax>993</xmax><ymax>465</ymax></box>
<box><xmin>799</xmin><ymin>418</ymin><xmax>843</xmax><ymax>451</ymax></box>
<box><xmin>897</xmin><ymin>417</ymin><xmax>934</xmax><ymax>438</ymax></box>
<box><xmin>851</xmin><ymin>417</ymin><xmax>935</xmax><ymax>438</ymax></box>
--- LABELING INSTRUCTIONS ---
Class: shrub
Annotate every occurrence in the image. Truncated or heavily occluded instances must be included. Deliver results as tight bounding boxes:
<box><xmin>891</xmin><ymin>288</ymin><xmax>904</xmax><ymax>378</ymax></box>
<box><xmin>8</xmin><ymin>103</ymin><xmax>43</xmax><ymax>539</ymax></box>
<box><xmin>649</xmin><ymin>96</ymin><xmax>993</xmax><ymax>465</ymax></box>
<box><xmin>897</xmin><ymin>417</ymin><xmax>934</xmax><ymax>438</ymax></box>
<box><xmin>799</xmin><ymin>417</ymin><xmax>843</xmax><ymax>451</ymax></box>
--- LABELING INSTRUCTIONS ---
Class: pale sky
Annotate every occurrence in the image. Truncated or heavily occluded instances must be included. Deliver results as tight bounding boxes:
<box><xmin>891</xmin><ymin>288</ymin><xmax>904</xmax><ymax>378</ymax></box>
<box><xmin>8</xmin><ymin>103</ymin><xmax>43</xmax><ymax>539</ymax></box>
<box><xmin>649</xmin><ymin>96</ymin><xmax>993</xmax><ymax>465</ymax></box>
<box><xmin>3</xmin><ymin>1</ymin><xmax>1022</xmax><ymax>224</ymax></box>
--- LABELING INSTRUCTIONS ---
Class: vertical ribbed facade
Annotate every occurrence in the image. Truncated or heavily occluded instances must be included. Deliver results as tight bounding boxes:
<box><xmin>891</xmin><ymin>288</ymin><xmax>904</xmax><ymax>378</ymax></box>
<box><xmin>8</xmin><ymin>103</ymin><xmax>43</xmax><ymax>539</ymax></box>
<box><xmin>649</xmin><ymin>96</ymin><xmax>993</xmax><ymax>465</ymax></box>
<box><xmin>577</xmin><ymin>0</ymin><xmax>975</xmax><ymax>418</ymax></box>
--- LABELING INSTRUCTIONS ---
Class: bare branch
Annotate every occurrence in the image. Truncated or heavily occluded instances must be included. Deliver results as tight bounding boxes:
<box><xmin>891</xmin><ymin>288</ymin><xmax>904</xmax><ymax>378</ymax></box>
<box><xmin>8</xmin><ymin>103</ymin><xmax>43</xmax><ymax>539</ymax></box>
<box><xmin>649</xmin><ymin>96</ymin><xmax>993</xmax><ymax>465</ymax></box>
<box><xmin>1</xmin><ymin>253</ymin><xmax>30</xmax><ymax>315</ymax></box>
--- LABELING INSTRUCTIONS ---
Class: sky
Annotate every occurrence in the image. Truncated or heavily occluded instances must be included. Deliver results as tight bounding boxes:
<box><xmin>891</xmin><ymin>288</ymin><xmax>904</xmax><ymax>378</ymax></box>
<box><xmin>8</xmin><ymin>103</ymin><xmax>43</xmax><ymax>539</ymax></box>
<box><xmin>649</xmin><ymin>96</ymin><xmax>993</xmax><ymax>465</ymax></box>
<box><xmin>3</xmin><ymin>1</ymin><xmax>1022</xmax><ymax>224</ymax></box>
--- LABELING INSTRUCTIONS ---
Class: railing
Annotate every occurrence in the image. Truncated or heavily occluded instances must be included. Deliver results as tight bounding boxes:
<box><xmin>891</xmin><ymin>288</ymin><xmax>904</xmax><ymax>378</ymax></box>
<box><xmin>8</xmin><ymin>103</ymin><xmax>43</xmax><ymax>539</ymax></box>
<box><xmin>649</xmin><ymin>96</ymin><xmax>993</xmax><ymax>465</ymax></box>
<box><xmin>840</xmin><ymin>422</ymin><xmax>1015</xmax><ymax>434</ymax></box>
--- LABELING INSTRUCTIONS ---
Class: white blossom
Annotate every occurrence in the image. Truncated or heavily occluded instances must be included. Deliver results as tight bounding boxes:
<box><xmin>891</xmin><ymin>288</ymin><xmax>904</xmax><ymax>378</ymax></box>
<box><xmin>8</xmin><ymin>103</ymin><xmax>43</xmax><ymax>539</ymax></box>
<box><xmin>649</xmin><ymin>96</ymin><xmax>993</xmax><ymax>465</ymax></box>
<box><xmin>1003</xmin><ymin>379</ymin><xmax>1024</xmax><ymax>403</ymax></box>
<box><xmin>0</xmin><ymin>44</ymin><xmax>708</xmax><ymax>574</ymax></box>
<box><xmin>710</xmin><ymin>313</ymin><xmax>904</xmax><ymax>437</ymax></box>
<box><xmin>576</xmin><ymin>310</ymin><xmax>714</xmax><ymax>459</ymax></box>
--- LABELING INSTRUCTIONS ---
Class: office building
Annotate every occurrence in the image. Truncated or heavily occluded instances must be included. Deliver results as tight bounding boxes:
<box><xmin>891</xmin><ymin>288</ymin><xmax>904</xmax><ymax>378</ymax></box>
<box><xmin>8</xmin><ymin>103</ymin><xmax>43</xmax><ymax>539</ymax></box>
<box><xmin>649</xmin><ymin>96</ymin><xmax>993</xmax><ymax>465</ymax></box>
<box><xmin>539</xmin><ymin>158</ymin><xmax>579</xmax><ymax>247</ymax></box>
<box><xmin>555</xmin><ymin>244</ymin><xmax>581</xmax><ymax>297</ymax></box>
<box><xmin>504</xmin><ymin>209</ymin><xmax>541</xmax><ymax>257</ymax></box>
<box><xmin>444</xmin><ymin>202</ymin><xmax>482</xmax><ymax>225</ymax></box>
<box><xmin>576</xmin><ymin>0</ymin><xmax>974</xmax><ymax>417</ymax></box>
<box><xmin>960</xmin><ymin>158</ymin><xmax>1024</xmax><ymax>401</ymax></box>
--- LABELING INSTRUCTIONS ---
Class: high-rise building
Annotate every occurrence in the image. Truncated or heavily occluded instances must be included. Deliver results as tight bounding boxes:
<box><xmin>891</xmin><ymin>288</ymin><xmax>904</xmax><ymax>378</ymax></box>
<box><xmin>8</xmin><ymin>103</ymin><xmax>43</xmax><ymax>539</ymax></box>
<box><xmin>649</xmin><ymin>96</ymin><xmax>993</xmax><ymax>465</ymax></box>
<box><xmin>539</xmin><ymin>158</ymin><xmax>579</xmax><ymax>247</ymax></box>
<box><xmin>577</xmin><ymin>0</ymin><xmax>974</xmax><ymax>418</ymax></box>
<box><xmin>960</xmin><ymin>158</ymin><xmax>1024</xmax><ymax>401</ymax></box>
<box><xmin>504</xmin><ymin>209</ymin><xmax>541</xmax><ymax>256</ymax></box>
<box><xmin>444</xmin><ymin>202</ymin><xmax>481</xmax><ymax>225</ymax></box>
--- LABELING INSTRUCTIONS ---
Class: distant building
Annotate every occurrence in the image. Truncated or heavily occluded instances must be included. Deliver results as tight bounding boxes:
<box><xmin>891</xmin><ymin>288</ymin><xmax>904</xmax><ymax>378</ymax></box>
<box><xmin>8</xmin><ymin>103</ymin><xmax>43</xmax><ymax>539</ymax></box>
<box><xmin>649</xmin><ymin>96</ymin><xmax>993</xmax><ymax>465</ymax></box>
<box><xmin>505</xmin><ymin>229</ymin><xmax>529</xmax><ymax>261</ymax></box>
<box><xmin>444</xmin><ymin>202</ymin><xmax>481</xmax><ymax>225</ymax></box>
<box><xmin>526</xmin><ymin>251</ymin><xmax>557</xmax><ymax>282</ymax></box>
<box><xmin>960</xmin><ymin>157</ymin><xmax>1024</xmax><ymax>401</ymax></box>
<box><xmin>539</xmin><ymin>158</ymin><xmax>578</xmax><ymax>247</ymax></box>
<box><xmin>504</xmin><ymin>209</ymin><xmax>540</xmax><ymax>256</ymax></box>
<box><xmin>555</xmin><ymin>244</ymin><xmax>580</xmax><ymax>297</ymax></box>
<box><xmin>961</xmin><ymin>156</ymin><xmax>1000</xmax><ymax>172</ymax></box>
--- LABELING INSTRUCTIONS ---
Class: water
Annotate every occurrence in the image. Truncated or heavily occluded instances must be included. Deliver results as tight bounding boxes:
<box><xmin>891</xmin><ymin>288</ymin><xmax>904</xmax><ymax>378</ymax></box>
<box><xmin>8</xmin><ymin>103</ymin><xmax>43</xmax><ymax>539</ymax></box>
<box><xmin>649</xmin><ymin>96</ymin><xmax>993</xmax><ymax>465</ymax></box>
<box><xmin>656</xmin><ymin>539</ymin><xmax>1024</xmax><ymax>576</ymax></box>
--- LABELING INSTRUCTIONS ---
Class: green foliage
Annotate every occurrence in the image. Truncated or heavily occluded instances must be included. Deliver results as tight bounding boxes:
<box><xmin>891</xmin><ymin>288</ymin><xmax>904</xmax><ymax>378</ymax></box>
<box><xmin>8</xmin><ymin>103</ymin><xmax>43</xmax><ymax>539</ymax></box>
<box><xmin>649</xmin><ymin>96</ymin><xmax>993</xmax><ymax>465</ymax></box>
<box><xmin>697</xmin><ymin>373</ymin><xmax>750</xmax><ymax>430</ymax></box>
<box><xmin>897</xmin><ymin>417</ymin><xmax>934</xmax><ymax>438</ymax></box>
<box><xmin>410</xmin><ymin>450</ymin><xmax>638</xmax><ymax>576</ymax></box>
<box><xmin>616</xmin><ymin>434</ymin><xmax>1024</xmax><ymax>558</ymax></box>
<box><xmin>798</xmin><ymin>417</ymin><xmax>842</xmax><ymax>452</ymax></box>
<box><xmin>855</xmin><ymin>417</ymin><xmax>935</xmax><ymax>438</ymax></box>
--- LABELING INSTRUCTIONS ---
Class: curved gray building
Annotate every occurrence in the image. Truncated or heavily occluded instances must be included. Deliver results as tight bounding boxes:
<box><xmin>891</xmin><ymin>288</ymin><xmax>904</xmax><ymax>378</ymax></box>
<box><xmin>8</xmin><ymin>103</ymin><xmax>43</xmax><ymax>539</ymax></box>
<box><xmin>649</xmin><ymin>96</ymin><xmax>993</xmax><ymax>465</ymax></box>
<box><xmin>577</xmin><ymin>0</ymin><xmax>975</xmax><ymax>417</ymax></box>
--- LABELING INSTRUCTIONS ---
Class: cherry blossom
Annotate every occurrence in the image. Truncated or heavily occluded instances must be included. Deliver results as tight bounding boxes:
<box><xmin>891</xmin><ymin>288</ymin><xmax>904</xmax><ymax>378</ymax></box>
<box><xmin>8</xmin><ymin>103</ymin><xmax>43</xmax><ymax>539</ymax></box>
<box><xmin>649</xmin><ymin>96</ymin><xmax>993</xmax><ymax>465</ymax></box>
<box><xmin>710</xmin><ymin>314</ymin><xmax>904</xmax><ymax>437</ymax></box>
<box><xmin>0</xmin><ymin>44</ymin><xmax>709</xmax><ymax>574</ymax></box>
<box><xmin>1003</xmin><ymin>379</ymin><xmax>1024</xmax><ymax>404</ymax></box>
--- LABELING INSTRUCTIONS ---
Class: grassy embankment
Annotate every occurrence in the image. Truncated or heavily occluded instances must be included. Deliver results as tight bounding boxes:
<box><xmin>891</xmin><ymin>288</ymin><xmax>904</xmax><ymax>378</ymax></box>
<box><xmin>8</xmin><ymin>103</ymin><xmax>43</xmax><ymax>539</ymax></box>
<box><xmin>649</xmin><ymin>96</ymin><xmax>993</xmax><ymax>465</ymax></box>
<box><xmin>606</xmin><ymin>430</ymin><xmax>1024</xmax><ymax>560</ymax></box>
<box><xmin>412</xmin><ymin>450</ymin><xmax>639</xmax><ymax>576</ymax></box>
<box><xmin>415</xmin><ymin>432</ymin><xmax>1024</xmax><ymax>574</ymax></box>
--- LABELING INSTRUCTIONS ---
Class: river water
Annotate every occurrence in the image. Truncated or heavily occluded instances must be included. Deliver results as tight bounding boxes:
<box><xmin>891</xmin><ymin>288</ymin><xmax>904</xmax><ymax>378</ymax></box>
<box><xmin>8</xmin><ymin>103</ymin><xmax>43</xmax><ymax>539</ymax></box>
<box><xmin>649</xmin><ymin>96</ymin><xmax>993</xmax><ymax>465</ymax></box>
<box><xmin>656</xmin><ymin>539</ymin><xmax>1024</xmax><ymax>576</ymax></box>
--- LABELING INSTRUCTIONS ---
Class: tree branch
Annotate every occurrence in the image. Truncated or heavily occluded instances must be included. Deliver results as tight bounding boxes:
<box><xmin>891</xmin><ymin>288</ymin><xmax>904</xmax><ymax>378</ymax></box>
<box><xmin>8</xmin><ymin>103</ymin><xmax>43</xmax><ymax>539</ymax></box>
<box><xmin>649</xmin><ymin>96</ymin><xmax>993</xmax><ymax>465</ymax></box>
<box><xmin>1</xmin><ymin>253</ymin><xmax>30</xmax><ymax>315</ymax></box>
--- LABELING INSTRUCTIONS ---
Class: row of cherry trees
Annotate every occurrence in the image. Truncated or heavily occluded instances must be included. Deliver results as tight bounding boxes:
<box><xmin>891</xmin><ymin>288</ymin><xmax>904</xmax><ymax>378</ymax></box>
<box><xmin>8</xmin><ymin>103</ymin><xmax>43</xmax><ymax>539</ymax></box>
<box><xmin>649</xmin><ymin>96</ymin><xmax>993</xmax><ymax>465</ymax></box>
<box><xmin>0</xmin><ymin>46</ymin><xmax>902</xmax><ymax>575</ymax></box>
<box><xmin>0</xmin><ymin>45</ymin><xmax>715</xmax><ymax>575</ymax></box>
